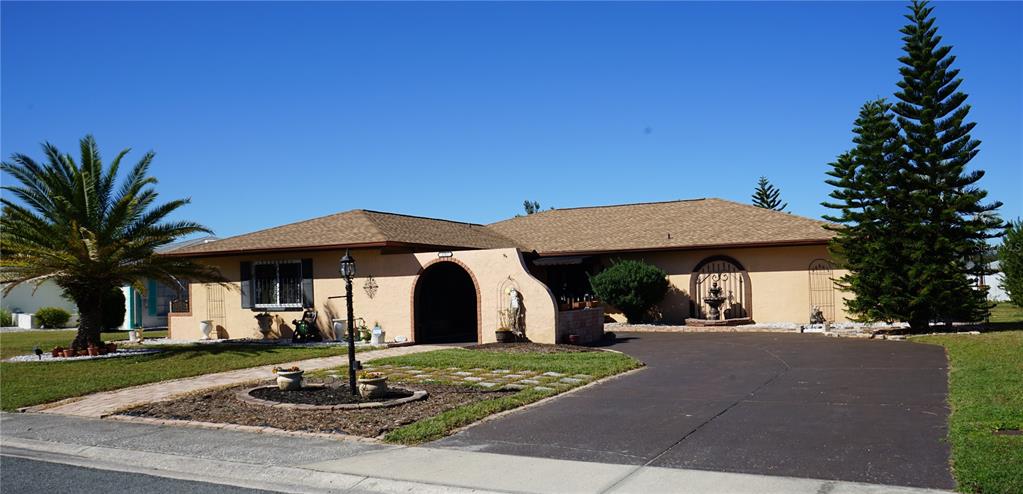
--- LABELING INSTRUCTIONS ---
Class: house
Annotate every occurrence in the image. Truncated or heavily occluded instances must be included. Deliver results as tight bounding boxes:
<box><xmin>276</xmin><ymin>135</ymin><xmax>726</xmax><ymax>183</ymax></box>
<box><xmin>1</xmin><ymin>237</ymin><xmax>215</xmax><ymax>330</ymax></box>
<box><xmin>163</xmin><ymin>198</ymin><xmax>849</xmax><ymax>344</ymax></box>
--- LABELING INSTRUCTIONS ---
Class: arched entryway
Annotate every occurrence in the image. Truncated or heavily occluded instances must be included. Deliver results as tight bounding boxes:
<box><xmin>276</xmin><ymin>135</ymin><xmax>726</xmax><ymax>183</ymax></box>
<box><xmin>689</xmin><ymin>255</ymin><xmax>753</xmax><ymax>320</ymax></box>
<box><xmin>413</xmin><ymin>261</ymin><xmax>480</xmax><ymax>343</ymax></box>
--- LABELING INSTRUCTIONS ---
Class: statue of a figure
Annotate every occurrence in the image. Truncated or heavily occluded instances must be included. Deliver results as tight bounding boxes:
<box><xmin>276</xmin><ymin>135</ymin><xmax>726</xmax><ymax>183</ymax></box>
<box><xmin>508</xmin><ymin>288</ymin><xmax>523</xmax><ymax>337</ymax></box>
<box><xmin>810</xmin><ymin>305</ymin><xmax>826</xmax><ymax>325</ymax></box>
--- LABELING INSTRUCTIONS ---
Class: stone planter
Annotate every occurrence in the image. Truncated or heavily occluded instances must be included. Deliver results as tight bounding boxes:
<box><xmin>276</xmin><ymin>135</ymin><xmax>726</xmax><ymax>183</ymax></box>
<box><xmin>357</xmin><ymin>376</ymin><xmax>389</xmax><ymax>399</ymax></box>
<box><xmin>199</xmin><ymin>320</ymin><xmax>214</xmax><ymax>340</ymax></box>
<box><xmin>495</xmin><ymin>330</ymin><xmax>515</xmax><ymax>343</ymax></box>
<box><xmin>275</xmin><ymin>370</ymin><xmax>304</xmax><ymax>391</ymax></box>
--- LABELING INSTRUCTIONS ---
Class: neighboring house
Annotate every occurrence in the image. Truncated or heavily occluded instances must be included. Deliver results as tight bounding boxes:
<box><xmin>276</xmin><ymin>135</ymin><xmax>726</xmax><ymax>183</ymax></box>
<box><xmin>163</xmin><ymin>198</ymin><xmax>852</xmax><ymax>344</ymax></box>
<box><xmin>0</xmin><ymin>236</ymin><xmax>215</xmax><ymax>330</ymax></box>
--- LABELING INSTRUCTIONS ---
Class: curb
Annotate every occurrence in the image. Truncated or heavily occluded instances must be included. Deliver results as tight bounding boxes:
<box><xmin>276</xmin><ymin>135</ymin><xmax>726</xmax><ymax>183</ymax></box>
<box><xmin>103</xmin><ymin>414</ymin><xmax>384</xmax><ymax>444</ymax></box>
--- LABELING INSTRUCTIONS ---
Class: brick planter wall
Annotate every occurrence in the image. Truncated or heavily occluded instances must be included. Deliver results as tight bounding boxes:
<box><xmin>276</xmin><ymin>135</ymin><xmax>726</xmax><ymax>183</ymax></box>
<box><xmin>557</xmin><ymin>307</ymin><xmax>605</xmax><ymax>344</ymax></box>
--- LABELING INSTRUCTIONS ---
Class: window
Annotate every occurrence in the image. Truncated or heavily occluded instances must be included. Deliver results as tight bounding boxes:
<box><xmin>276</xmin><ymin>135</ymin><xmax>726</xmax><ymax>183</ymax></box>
<box><xmin>253</xmin><ymin>260</ymin><xmax>304</xmax><ymax>309</ymax></box>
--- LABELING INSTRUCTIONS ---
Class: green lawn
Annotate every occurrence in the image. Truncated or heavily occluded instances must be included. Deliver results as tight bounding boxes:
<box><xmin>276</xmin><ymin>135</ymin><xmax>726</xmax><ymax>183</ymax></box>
<box><xmin>988</xmin><ymin>302</ymin><xmax>1023</xmax><ymax>325</ymax></box>
<box><xmin>1</xmin><ymin>330</ymin><xmax>363</xmax><ymax>411</ymax></box>
<box><xmin>367</xmin><ymin>348</ymin><xmax>642</xmax><ymax>444</ymax></box>
<box><xmin>0</xmin><ymin>329</ymin><xmax>167</xmax><ymax>359</ymax></box>
<box><xmin>916</xmin><ymin>331</ymin><xmax>1023</xmax><ymax>494</ymax></box>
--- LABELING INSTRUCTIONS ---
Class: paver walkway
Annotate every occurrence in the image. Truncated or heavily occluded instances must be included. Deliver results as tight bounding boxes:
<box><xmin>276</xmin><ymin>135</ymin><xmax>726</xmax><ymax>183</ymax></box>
<box><xmin>26</xmin><ymin>344</ymin><xmax>458</xmax><ymax>418</ymax></box>
<box><xmin>357</xmin><ymin>363</ymin><xmax>594</xmax><ymax>392</ymax></box>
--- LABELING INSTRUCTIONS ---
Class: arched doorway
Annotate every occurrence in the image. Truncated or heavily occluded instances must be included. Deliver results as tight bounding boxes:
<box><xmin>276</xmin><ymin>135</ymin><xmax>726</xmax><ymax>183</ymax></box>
<box><xmin>689</xmin><ymin>255</ymin><xmax>753</xmax><ymax>320</ymax></box>
<box><xmin>413</xmin><ymin>261</ymin><xmax>479</xmax><ymax>343</ymax></box>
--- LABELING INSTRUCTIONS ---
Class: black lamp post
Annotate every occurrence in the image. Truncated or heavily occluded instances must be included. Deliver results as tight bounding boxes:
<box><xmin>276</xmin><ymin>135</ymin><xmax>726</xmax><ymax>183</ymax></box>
<box><xmin>339</xmin><ymin>249</ymin><xmax>358</xmax><ymax>395</ymax></box>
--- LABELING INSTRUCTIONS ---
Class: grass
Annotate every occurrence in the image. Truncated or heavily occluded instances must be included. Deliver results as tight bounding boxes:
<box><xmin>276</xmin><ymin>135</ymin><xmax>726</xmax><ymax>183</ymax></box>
<box><xmin>372</xmin><ymin>348</ymin><xmax>642</xmax><ymax>444</ymax></box>
<box><xmin>916</xmin><ymin>331</ymin><xmax>1023</xmax><ymax>493</ymax></box>
<box><xmin>0</xmin><ymin>329</ymin><xmax>168</xmax><ymax>359</ymax></box>
<box><xmin>0</xmin><ymin>329</ymin><xmax>368</xmax><ymax>411</ymax></box>
<box><xmin>988</xmin><ymin>302</ymin><xmax>1023</xmax><ymax>325</ymax></box>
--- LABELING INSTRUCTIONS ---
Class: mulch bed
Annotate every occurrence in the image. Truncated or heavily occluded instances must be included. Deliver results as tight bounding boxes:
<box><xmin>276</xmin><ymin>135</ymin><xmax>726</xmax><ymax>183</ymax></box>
<box><xmin>120</xmin><ymin>380</ymin><xmax>514</xmax><ymax>438</ymax></box>
<box><xmin>465</xmin><ymin>342</ymin><xmax>596</xmax><ymax>354</ymax></box>
<box><xmin>249</xmin><ymin>384</ymin><xmax>413</xmax><ymax>406</ymax></box>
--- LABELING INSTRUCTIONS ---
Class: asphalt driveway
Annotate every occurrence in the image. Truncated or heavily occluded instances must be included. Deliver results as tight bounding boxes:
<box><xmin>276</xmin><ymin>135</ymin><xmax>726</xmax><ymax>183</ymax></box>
<box><xmin>432</xmin><ymin>332</ymin><xmax>953</xmax><ymax>489</ymax></box>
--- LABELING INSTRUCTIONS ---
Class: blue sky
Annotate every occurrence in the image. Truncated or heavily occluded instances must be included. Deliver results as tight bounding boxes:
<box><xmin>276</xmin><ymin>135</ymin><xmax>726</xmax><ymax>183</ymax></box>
<box><xmin>2</xmin><ymin>1</ymin><xmax>1020</xmax><ymax>238</ymax></box>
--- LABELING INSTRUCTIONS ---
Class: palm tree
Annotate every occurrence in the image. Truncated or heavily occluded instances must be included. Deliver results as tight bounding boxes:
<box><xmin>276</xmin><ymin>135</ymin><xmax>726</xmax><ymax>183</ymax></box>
<box><xmin>1</xmin><ymin>135</ymin><xmax>225</xmax><ymax>349</ymax></box>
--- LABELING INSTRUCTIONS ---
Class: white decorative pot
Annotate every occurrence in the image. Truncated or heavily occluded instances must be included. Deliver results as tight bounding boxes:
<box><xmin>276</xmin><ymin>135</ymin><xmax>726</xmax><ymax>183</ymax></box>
<box><xmin>199</xmin><ymin>320</ymin><xmax>213</xmax><ymax>340</ymax></box>
<box><xmin>332</xmin><ymin>319</ymin><xmax>346</xmax><ymax>341</ymax></box>
<box><xmin>276</xmin><ymin>370</ymin><xmax>304</xmax><ymax>390</ymax></box>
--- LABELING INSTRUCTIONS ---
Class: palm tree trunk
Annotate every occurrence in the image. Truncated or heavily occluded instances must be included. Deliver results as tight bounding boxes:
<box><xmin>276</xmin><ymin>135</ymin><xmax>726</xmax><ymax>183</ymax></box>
<box><xmin>72</xmin><ymin>290</ymin><xmax>104</xmax><ymax>350</ymax></box>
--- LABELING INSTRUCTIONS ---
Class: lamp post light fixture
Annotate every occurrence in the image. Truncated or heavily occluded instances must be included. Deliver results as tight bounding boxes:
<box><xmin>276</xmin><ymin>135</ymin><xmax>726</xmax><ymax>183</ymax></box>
<box><xmin>339</xmin><ymin>249</ymin><xmax>358</xmax><ymax>395</ymax></box>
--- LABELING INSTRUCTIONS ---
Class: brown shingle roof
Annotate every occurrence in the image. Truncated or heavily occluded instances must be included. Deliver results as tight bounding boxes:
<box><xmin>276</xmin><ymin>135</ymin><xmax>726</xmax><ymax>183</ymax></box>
<box><xmin>486</xmin><ymin>198</ymin><xmax>833</xmax><ymax>255</ymax></box>
<box><xmin>167</xmin><ymin>198</ymin><xmax>833</xmax><ymax>257</ymax></box>
<box><xmin>167</xmin><ymin>210</ymin><xmax>517</xmax><ymax>256</ymax></box>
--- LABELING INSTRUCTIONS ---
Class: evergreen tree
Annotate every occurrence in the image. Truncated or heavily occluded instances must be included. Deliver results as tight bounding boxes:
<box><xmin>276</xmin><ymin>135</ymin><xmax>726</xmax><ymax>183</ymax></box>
<box><xmin>751</xmin><ymin>177</ymin><xmax>787</xmax><ymax>211</ymax></box>
<box><xmin>1000</xmin><ymin>220</ymin><xmax>1023</xmax><ymax>307</ymax></box>
<box><xmin>523</xmin><ymin>200</ymin><xmax>541</xmax><ymax>215</ymax></box>
<box><xmin>823</xmin><ymin>100</ymin><xmax>910</xmax><ymax>323</ymax></box>
<box><xmin>892</xmin><ymin>0</ymin><xmax>1003</xmax><ymax>330</ymax></box>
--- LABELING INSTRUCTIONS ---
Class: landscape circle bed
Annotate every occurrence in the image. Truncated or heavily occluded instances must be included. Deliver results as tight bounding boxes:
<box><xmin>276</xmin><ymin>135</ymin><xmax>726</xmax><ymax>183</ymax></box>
<box><xmin>238</xmin><ymin>383</ymin><xmax>427</xmax><ymax>410</ymax></box>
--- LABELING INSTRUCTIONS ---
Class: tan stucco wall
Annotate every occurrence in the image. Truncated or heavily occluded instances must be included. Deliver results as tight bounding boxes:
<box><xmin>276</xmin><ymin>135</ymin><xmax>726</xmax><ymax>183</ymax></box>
<box><xmin>169</xmin><ymin>248</ymin><xmax>559</xmax><ymax>343</ymax></box>
<box><xmin>598</xmin><ymin>244</ymin><xmax>851</xmax><ymax>324</ymax></box>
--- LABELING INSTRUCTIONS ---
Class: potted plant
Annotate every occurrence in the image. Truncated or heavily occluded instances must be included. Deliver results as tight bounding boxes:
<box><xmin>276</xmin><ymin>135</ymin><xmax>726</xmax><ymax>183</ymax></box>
<box><xmin>273</xmin><ymin>366</ymin><xmax>304</xmax><ymax>390</ymax></box>
<box><xmin>105</xmin><ymin>342</ymin><xmax>117</xmax><ymax>353</ymax></box>
<box><xmin>62</xmin><ymin>348</ymin><xmax>76</xmax><ymax>358</ymax></box>
<box><xmin>357</xmin><ymin>371</ymin><xmax>389</xmax><ymax>399</ymax></box>
<box><xmin>199</xmin><ymin>320</ymin><xmax>214</xmax><ymax>340</ymax></box>
<box><xmin>51</xmin><ymin>346</ymin><xmax>64</xmax><ymax>358</ymax></box>
<box><xmin>87</xmin><ymin>345</ymin><xmax>100</xmax><ymax>356</ymax></box>
<box><xmin>255</xmin><ymin>312</ymin><xmax>274</xmax><ymax>339</ymax></box>
<box><xmin>496</xmin><ymin>327</ymin><xmax>516</xmax><ymax>343</ymax></box>
<box><xmin>567</xmin><ymin>333</ymin><xmax>580</xmax><ymax>345</ymax></box>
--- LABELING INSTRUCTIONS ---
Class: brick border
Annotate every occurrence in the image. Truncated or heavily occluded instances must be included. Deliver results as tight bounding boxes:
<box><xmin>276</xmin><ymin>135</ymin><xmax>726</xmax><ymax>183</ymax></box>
<box><xmin>409</xmin><ymin>257</ymin><xmax>483</xmax><ymax>344</ymax></box>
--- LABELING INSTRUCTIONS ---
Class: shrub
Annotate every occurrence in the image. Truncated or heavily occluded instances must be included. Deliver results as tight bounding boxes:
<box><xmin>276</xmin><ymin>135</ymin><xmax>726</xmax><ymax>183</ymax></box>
<box><xmin>1000</xmin><ymin>219</ymin><xmax>1023</xmax><ymax>307</ymax></box>
<box><xmin>589</xmin><ymin>260</ymin><xmax>669</xmax><ymax>323</ymax></box>
<box><xmin>101</xmin><ymin>288</ymin><xmax>127</xmax><ymax>329</ymax></box>
<box><xmin>35</xmin><ymin>307</ymin><xmax>71</xmax><ymax>328</ymax></box>
<box><xmin>0</xmin><ymin>308</ymin><xmax>13</xmax><ymax>327</ymax></box>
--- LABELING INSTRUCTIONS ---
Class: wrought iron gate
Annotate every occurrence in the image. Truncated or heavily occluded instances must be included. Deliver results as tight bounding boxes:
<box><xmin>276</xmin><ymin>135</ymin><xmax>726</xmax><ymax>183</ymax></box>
<box><xmin>690</xmin><ymin>256</ymin><xmax>751</xmax><ymax>320</ymax></box>
<box><xmin>808</xmin><ymin>259</ymin><xmax>836</xmax><ymax>323</ymax></box>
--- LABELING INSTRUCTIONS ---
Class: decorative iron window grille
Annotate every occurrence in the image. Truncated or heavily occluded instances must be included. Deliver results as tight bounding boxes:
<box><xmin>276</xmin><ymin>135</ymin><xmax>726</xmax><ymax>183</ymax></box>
<box><xmin>690</xmin><ymin>256</ymin><xmax>752</xmax><ymax>320</ymax></box>
<box><xmin>253</xmin><ymin>260</ymin><xmax>304</xmax><ymax>309</ymax></box>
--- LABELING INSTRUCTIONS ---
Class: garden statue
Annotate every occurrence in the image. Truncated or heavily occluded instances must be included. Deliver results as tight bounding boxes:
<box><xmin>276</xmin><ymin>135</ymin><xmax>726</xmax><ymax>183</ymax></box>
<box><xmin>810</xmin><ymin>305</ymin><xmax>826</xmax><ymax>325</ymax></box>
<box><xmin>508</xmin><ymin>287</ymin><xmax>523</xmax><ymax>337</ymax></box>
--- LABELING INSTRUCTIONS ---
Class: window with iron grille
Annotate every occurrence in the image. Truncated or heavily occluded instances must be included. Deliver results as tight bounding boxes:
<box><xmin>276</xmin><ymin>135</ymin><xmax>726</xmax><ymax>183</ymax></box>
<box><xmin>253</xmin><ymin>260</ymin><xmax>304</xmax><ymax>309</ymax></box>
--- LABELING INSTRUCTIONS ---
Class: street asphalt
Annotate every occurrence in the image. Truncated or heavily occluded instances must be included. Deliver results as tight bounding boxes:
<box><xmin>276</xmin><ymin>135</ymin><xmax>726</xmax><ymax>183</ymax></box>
<box><xmin>433</xmin><ymin>332</ymin><xmax>954</xmax><ymax>490</ymax></box>
<box><xmin>0</xmin><ymin>456</ymin><xmax>276</xmax><ymax>494</ymax></box>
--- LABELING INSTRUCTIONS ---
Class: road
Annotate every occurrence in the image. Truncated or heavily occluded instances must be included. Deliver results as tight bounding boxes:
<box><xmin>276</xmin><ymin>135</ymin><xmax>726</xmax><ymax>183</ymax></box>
<box><xmin>0</xmin><ymin>455</ymin><xmax>278</xmax><ymax>494</ymax></box>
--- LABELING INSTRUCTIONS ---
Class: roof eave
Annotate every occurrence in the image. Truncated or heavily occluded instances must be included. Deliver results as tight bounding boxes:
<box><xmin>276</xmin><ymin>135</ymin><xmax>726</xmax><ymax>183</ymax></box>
<box><xmin>533</xmin><ymin>238</ymin><xmax>832</xmax><ymax>257</ymax></box>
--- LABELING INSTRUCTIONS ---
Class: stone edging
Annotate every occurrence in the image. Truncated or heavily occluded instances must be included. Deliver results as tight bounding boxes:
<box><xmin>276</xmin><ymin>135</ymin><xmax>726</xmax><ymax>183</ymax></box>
<box><xmin>103</xmin><ymin>414</ymin><xmax>382</xmax><ymax>443</ymax></box>
<box><xmin>235</xmin><ymin>384</ymin><xmax>428</xmax><ymax>410</ymax></box>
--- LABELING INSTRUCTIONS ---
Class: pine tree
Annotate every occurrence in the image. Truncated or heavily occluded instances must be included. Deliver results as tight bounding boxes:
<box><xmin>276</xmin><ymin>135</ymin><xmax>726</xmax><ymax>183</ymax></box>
<box><xmin>823</xmin><ymin>100</ymin><xmax>910</xmax><ymax>323</ymax></box>
<box><xmin>1000</xmin><ymin>220</ymin><xmax>1023</xmax><ymax>307</ymax></box>
<box><xmin>751</xmin><ymin>177</ymin><xmax>787</xmax><ymax>211</ymax></box>
<box><xmin>893</xmin><ymin>0</ymin><xmax>1003</xmax><ymax>330</ymax></box>
<box><xmin>523</xmin><ymin>200</ymin><xmax>541</xmax><ymax>215</ymax></box>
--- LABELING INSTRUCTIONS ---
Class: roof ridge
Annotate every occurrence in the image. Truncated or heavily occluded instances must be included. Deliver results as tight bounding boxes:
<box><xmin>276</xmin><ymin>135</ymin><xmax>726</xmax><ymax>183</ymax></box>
<box><xmin>488</xmin><ymin>198</ymin><xmax>709</xmax><ymax>225</ymax></box>
<box><xmin>194</xmin><ymin>210</ymin><xmax>363</xmax><ymax>247</ymax></box>
<box><xmin>361</xmin><ymin>209</ymin><xmax>488</xmax><ymax>228</ymax></box>
<box><xmin>704</xmin><ymin>197</ymin><xmax>828</xmax><ymax>225</ymax></box>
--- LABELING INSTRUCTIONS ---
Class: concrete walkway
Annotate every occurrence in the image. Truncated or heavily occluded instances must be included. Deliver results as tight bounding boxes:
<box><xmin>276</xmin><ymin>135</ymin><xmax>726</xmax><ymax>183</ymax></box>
<box><xmin>24</xmin><ymin>344</ymin><xmax>456</xmax><ymax>417</ymax></box>
<box><xmin>1</xmin><ymin>413</ymin><xmax>951</xmax><ymax>494</ymax></box>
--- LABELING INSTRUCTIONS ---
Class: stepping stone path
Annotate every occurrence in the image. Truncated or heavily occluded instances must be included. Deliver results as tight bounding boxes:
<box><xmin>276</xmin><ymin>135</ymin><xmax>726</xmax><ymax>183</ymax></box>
<box><xmin>356</xmin><ymin>364</ymin><xmax>598</xmax><ymax>394</ymax></box>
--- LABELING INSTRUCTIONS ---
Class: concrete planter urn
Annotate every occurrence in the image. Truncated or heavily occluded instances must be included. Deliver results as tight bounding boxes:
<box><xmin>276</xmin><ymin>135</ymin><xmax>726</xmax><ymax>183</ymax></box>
<box><xmin>357</xmin><ymin>374</ymin><xmax>389</xmax><ymax>399</ymax></box>
<box><xmin>199</xmin><ymin>320</ymin><xmax>214</xmax><ymax>340</ymax></box>
<box><xmin>274</xmin><ymin>368</ymin><xmax>304</xmax><ymax>390</ymax></box>
<box><xmin>255</xmin><ymin>313</ymin><xmax>274</xmax><ymax>339</ymax></box>
<box><xmin>495</xmin><ymin>329</ymin><xmax>515</xmax><ymax>343</ymax></box>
